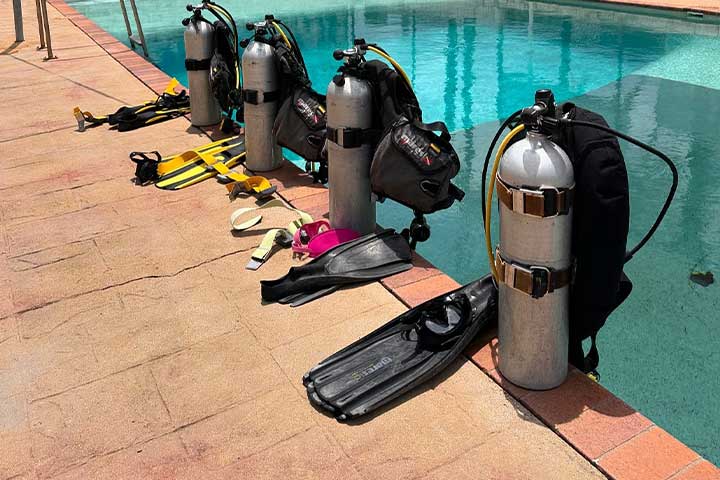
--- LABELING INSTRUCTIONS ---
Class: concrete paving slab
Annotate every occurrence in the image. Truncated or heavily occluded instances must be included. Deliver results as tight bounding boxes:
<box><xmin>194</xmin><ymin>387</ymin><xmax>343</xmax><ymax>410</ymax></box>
<box><xmin>178</xmin><ymin>385</ymin><xmax>317</xmax><ymax>470</ymax></box>
<box><xmin>7</xmin><ymin>239</ymin><xmax>113</xmax><ymax>311</ymax></box>
<box><xmin>422</xmin><ymin>423</ymin><xmax>606</xmax><ymax>480</ymax></box>
<box><xmin>150</xmin><ymin>329</ymin><xmax>288</xmax><ymax>427</ymax></box>
<box><xmin>200</xmin><ymin>426</ymin><xmax>362</xmax><ymax>480</ymax></box>
<box><xmin>29</xmin><ymin>366</ymin><xmax>173</xmax><ymax>479</ymax></box>
<box><xmin>48</xmin><ymin>433</ymin><xmax>190</xmax><ymax>480</ymax></box>
<box><xmin>0</xmin><ymin>393</ymin><xmax>32</xmax><ymax>480</ymax></box>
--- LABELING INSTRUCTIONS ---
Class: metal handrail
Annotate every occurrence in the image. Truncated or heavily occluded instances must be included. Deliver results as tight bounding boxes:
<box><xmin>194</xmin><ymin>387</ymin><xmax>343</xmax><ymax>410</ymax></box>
<box><xmin>36</xmin><ymin>0</ymin><xmax>55</xmax><ymax>60</ymax></box>
<box><xmin>35</xmin><ymin>0</ymin><xmax>46</xmax><ymax>48</ymax></box>
<box><xmin>13</xmin><ymin>0</ymin><xmax>23</xmax><ymax>42</ymax></box>
<box><xmin>119</xmin><ymin>0</ymin><xmax>149</xmax><ymax>57</ymax></box>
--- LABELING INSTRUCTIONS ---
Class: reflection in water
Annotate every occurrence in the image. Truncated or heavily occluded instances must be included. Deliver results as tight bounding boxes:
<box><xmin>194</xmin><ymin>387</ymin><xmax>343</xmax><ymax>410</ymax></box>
<box><xmin>444</xmin><ymin>19</ymin><xmax>458</xmax><ymax>133</ymax></box>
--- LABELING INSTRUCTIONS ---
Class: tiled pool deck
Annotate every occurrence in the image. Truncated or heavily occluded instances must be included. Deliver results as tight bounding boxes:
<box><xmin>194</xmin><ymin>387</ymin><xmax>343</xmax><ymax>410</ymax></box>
<box><xmin>1</xmin><ymin>0</ymin><xmax>718</xmax><ymax>479</ymax></box>
<box><xmin>599</xmin><ymin>0</ymin><xmax>720</xmax><ymax>14</ymax></box>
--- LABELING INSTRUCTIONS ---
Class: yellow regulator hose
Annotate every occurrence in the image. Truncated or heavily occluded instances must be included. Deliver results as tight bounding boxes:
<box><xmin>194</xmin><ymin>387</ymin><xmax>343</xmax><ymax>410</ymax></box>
<box><xmin>485</xmin><ymin>124</ymin><xmax>525</xmax><ymax>282</ymax></box>
<box><xmin>272</xmin><ymin>22</ymin><xmax>293</xmax><ymax>50</ymax></box>
<box><xmin>367</xmin><ymin>45</ymin><xmax>412</xmax><ymax>88</ymax></box>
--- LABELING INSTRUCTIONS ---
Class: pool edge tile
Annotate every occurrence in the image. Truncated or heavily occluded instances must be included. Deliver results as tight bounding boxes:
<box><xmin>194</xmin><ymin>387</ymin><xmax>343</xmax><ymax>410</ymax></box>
<box><xmin>597</xmin><ymin>426</ymin><xmax>700</xmax><ymax>480</ymax></box>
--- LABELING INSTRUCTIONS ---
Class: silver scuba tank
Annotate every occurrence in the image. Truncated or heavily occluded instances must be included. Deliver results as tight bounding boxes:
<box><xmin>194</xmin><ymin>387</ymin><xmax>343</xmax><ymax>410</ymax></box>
<box><xmin>184</xmin><ymin>13</ymin><xmax>221</xmax><ymax>127</ymax></box>
<box><xmin>326</xmin><ymin>46</ymin><xmax>376</xmax><ymax>235</ymax></box>
<box><xmin>496</xmin><ymin>90</ymin><xmax>574</xmax><ymax>390</ymax></box>
<box><xmin>242</xmin><ymin>24</ymin><xmax>283</xmax><ymax>172</ymax></box>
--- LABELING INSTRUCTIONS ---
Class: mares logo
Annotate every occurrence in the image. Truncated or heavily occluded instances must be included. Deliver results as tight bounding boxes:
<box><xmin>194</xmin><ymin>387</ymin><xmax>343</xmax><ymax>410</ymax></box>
<box><xmin>398</xmin><ymin>133</ymin><xmax>432</xmax><ymax>163</ymax></box>
<box><xmin>350</xmin><ymin>357</ymin><xmax>393</xmax><ymax>382</ymax></box>
<box><xmin>296</xmin><ymin>97</ymin><xmax>323</xmax><ymax>126</ymax></box>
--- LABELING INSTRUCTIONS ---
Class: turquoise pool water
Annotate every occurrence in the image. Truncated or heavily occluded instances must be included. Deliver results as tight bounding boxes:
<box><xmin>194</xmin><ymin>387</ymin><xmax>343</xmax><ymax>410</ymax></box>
<box><xmin>68</xmin><ymin>0</ymin><xmax>720</xmax><ymax>463</ymax></box>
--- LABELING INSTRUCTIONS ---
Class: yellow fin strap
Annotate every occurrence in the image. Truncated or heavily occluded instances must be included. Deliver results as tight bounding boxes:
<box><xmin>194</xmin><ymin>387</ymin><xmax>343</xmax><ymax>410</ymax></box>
<box><xmin>157</xmin><ymin>136</ymin><xmax>244</xmax><ymax>176</ymax></box>
<box><xmin>163</xmin><ymin>78</ymin><xmax>181</xmax><ymax>95</ymax></box>
<box><xmin>225</xmin><ymin>176</ymin><xmax>277</xmax><ymax>199</ymax></box>
<box><xmin>230</xmin><ymin>199</ymin><xmax>313</xmax><ymax>269</ymax></box>
<box><xmin>202</xmin><ymin>153</ymin><xmax>275</xmax><ymax>198</ymax></box>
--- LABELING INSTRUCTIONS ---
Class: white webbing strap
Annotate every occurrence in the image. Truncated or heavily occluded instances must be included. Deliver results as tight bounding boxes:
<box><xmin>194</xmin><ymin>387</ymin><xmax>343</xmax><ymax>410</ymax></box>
<box><xmin>230</xmin><ymin>199</ymin><xmax>313</xmax><ymax>269</ymax></box>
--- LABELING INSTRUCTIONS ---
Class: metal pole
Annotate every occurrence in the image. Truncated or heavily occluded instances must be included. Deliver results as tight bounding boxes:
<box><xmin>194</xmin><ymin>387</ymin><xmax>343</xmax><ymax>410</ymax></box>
<box><xmin>39</xmin><ymin>0</ymin><xmax>56</xmax><ymax>60</ymax></box>
<box><xmin>129</xmin><ymin>0</ymin><xmax>149</xmax><ymax>57</ymax></box>
<box><xmin>35</xmin><ymin>0</ymin><xmax>46</xmax><ymax>49</ymax></box>
<box><xmin>13</xmin><ymin>0</ymin><xmax>24</xmax><ymax>42</ymax></box>
<box><xmin>118</xmin><ymin>0</ymin><xmax>133</xmax><ymax>44</ymax></box>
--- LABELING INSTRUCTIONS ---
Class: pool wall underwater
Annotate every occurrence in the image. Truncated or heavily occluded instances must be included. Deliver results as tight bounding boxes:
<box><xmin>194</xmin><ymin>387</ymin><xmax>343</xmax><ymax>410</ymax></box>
<box><xmin>63</xmin><ymin>0</ymin><xmax>719</xmax><ymax>468</ymax></box>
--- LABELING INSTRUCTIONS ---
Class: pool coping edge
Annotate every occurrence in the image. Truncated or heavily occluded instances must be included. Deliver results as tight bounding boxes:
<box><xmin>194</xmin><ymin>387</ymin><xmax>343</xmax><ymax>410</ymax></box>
<box><xmin>46</xmin><ymin>1</ymin><xmax>719</xmax><ymax>478</ymax></box>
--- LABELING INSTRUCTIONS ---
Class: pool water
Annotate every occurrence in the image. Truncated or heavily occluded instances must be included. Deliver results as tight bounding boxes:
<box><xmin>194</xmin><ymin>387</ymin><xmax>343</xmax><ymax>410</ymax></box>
<box><xmin>69</xmin><ymin>0</ymin><xmax>720</xmax><ymax>463</ymax></box>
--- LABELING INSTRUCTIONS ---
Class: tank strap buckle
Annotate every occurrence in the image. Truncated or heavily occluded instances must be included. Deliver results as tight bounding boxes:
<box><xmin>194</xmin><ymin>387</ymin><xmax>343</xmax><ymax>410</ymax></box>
<box><xmin>495</xmin><ymin>250</ymin><xmax>570</xmax><ymax>299</ymax></box>
<box><xmin>327</xmin><ymin>127</ymin><xmax>364</xmax><ymax>148</ymax></box>
<box><xmin>243</xmin><ymin>89</ymin><xmax>280</xmax><ymax>105</ymax></box>
<box><xmin>529</xmin><ymin>266</ymin><xmax>551</xmax><ymax>299</ymax></box>
<box><xmin>497</xmin><ymin>175</ymin><xmax>574</xmax><ymax>218</ymax></box>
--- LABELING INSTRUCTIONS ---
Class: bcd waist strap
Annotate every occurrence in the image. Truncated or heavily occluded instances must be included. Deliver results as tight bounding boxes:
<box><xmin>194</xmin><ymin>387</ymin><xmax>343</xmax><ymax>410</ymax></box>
<box><xmin>326</xmin><ymin>126</ymin><xmax>379</xmax><ymax>149</ymax></box>
<box><xmin>185</xmin><ymin>58</ymin><xmax>212</xmax><ymax>71</ymax></box>
<box><xmin>243</xmin><ymin>89</ymin><xmax>280</xmax><ymax>105</ymax></box>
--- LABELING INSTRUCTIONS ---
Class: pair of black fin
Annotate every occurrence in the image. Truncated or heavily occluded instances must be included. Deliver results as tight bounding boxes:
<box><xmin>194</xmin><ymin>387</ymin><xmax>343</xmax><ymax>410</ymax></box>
<box><xmin>261</xmin><ymin>229</ymin><xmax>413</xmax><ymax>307</ymax></box>
<box><xmin>303</xmin><ymin>274</ymin><xmax>497</xmax><ymax>421</ymax></box>
<box><xmin>83</xmin><ymin>91</ymin><xmax>190</xmax><ymax>131</ymax></box>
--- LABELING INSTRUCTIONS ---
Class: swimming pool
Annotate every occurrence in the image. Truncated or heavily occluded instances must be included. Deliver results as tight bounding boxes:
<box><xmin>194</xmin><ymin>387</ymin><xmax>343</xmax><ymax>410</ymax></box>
<box><xmin>68</xmin><ymin>0</ymin><xmax>720</xmax><ymax>464</ymax></box>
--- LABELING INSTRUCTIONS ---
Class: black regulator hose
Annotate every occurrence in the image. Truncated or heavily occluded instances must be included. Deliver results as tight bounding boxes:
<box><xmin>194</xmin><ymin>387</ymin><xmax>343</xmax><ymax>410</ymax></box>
<box><xmin>481</xmin><ymin>110</ymin><xmax>678</xmax><ymax>263</ymax></box>
<box><xmin>548</xmin><ymin>117</ymin><xmax>679</xmax><ymax>263</ymax></box>
<box><xmin>481</xmin><ymin>109</ymin><xmax>522</xmax><ymax>226</ymax></box>
<box><xmin>277</xmin><ymin>19</ymin><xmax>309</xmax><ymax>79</ymax></box>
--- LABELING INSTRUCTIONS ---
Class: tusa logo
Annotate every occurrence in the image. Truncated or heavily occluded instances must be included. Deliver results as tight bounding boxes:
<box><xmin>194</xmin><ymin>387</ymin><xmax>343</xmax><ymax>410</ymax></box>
<box><xmin>350</xmin><ymin>357</ymin><xmax>393</xmax><ymax>382</ymax></box>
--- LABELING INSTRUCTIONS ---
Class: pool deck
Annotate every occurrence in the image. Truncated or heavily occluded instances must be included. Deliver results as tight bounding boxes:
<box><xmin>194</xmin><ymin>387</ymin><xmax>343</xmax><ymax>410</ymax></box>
<box><xmin>1</xmin><ymin>1</ymin><xmax>719</xmax><ymax>479</ymax></box>
<box><xmin>597</xmin><ymin>0</ymin><xmax>720</xmax><ymax>15</ymax></box>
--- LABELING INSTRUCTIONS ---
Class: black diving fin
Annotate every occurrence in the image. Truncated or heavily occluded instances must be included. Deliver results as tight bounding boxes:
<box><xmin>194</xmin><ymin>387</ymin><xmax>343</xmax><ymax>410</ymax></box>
<box><xmin>261</xmin><ymin>229</ymin><xmax>413</xmax><ymax>306</ymax></box>
<box><xmin>74</xmin><ymin>78</ymin><xmax>190</xmax><ymax>132</ymax></box>
<box><xmin>303</xmin><ymin>274</ymin><xmax>497</xmax><ymax>421</ymax></box>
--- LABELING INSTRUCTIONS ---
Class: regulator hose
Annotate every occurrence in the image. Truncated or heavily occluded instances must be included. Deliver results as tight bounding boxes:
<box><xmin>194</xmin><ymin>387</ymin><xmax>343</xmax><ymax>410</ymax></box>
<box><xmin>484</xmin><ymin>124</ymin><xmax>525</xmax><ymax>282</ymax></box>
<box><xmin>277</xmin><ymin>19</ymin><xmax>309</xmax><ymax>79</ymax></box>
<box><xmin>480</xmin><ymin>110</ymin><xmax>679</xmax><ymax>273</ymax></box>
<box><xmin>271</xmin><ymin>21</ymin><xmax>293</xmax><ymax>50</ymax></box>
<box><xmin>367</xmin><ymin>45</ymin><xmax>412</xmax><ymax>88</ymax></box>
<box><xmin>481</xmin><ymin>109</ymin><xmax>522</xmax><ymax>227</ymax></box>
<box><xmin>546</xmin><ymin>116</ymin><xmax>679</xmax><ymax>263</ymax></box>
<box><xmin>204</xmin><ymin>2</ymin><xmax>241</xmax><ymax>89</ymax></box>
